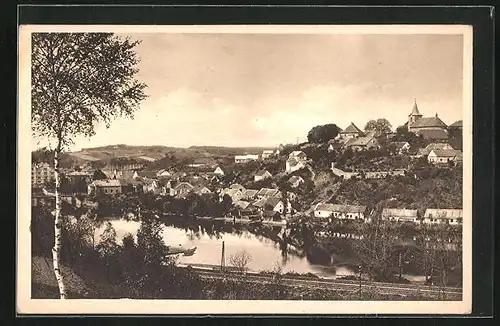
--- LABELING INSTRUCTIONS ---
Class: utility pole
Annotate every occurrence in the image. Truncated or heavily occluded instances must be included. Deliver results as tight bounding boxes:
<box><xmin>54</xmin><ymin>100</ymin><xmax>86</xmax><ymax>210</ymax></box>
<box><xmin>398</xmin><ymin>252</ymin><xmax>402</xmax><ymax>279</ymax></box>
<box><xmin>220</xmin><ymin>241</ymin><xmax>225</xmax><ymax>274</ymax></box>
<box><xmin>358</xmin><ymin>265</ymin><xmax>362</xmax><ymax>295</ymax></box>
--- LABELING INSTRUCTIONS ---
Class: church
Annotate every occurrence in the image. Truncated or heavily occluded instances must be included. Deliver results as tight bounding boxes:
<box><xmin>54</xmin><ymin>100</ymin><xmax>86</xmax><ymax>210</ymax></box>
<box><xmin>407</xmin><ymin>98</ymin><xmax>449</xmax><ymax>141</ymax></box>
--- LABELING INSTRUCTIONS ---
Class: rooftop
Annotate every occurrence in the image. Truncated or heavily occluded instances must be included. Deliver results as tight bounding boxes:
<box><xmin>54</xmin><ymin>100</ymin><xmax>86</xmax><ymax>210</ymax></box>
<box><xmin>315</xmin><ymin>203</ymin><xmax>366</xmax><ymax>213</ymax></box>
<box><xmin>340</xmin><ymin>123</ymin><xmax>364</xmax><ymax>135</ymax></box>
<box><xmin>416</xmin><ymin>129</ymin><xmax>449</xmax><ymax>140</ymax></box>
<box><xmin>381</xmin><ymin>208</ymin><xmax>418</xmax><ymax>218</ymax></box>
<box><xmin>424</xmin><ymin>209</ymin><xmax>463</xmax><ymax>219</ymax></box>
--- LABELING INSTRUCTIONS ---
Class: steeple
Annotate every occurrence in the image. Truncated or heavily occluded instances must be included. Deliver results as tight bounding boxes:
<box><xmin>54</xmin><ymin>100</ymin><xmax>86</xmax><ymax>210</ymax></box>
<box><xmin>410</xmin><ymin>97</ymin><xmax>422</xmax><ymax>116</ymax></box>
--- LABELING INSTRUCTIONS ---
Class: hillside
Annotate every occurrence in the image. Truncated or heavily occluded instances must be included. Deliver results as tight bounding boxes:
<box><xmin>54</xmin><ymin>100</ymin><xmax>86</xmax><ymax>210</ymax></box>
<box><xmin>66</xmin><ymin>144</ymin><xmax>277</xmax><ymax>166</ymax></box>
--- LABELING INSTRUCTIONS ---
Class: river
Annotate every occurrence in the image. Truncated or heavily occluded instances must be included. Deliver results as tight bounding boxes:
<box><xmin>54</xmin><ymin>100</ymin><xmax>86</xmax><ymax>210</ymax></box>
<box><xmin>93</xmin><ymin>218</ymin><xmax>360</xmax><ymax>279</ymax></box>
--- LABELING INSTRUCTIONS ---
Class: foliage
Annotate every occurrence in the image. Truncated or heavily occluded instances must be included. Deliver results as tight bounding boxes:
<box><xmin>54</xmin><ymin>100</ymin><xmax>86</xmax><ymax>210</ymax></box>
<box><xmin>307</xmin><ymin>124</ymin><xmax>342</xmax><ymax>143</ymax></box>
<box><xmin>228</xmin><ymin>249</ymin><xmax>252</xmax><ymax>274</ymax></box>
<box><xmin>352</xmin><ymin>221</ymin><xmax>405</xmax><ymax>281</ymax></box>
<box><xmin>364</xmin><ymin>118</ymin><xmax>393</xmax><ymax>135</ymax></box>
<box><xmin>31</xmin><ymin>32</ymin><xmax>147</xmax><ymax>146</ymax></box>
<box><xmin>93</xmin><ymin>169</ymin><xmax>108</xmax><ymax>180</ymax></box>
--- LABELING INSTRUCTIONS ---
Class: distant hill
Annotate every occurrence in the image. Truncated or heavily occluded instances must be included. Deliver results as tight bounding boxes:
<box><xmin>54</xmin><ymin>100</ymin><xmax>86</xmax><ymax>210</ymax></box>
<box><xmin>66</xmin><ymin>144</ymin><xmax>276</xmax><ymax>166</ymax></box>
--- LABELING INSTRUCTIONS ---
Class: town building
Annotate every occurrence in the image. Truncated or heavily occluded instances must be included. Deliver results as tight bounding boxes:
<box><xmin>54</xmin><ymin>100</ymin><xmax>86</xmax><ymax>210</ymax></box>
<box><xmin>221</xmin><ymin>188</ymin><xmax>244</xmax><ymax>202</ymax></box>
<box><xmin>313</xmin><ymin>203</ymin><xmax>367</xmax><ymax>221</ymax></box>
<box><xmin>213</xmin><ymin>166</ymin><xmax>225</xmax><ymax>176</ymax></box>
<box><xmin>286</xmin><ymin>151</ymin><xmax>308</xmax><ymax>173</ymax></box>
<box><xmin>234</xmin><ymin>154</ymin><xmax>260</xmax><ymax>164</ymax></box>
<box><xmin>288</xmin><ymin>175</ymin><xmax>305</xmax><ymax>188</ymax></box>
<box><xmin>254</xmin><ymin>169</ymin><xmax>272</xmax><ymax>182</ymax></box>
<box><xmin>417</xmin><ymin>142</ymin><xmax>454</xmax><ymax>157</ymax></box>
<box><xmin>156</xmin><ymin>169</ymin><xmax>171</xmax><ymax>177</ymax></box>
<box><xmin>344</xmin><ymin>135</ymin><xmax>379</xmax><ymax>152</ymax></box>
<box><xmin>427</xmin><ymin>149</ymin><xmax>462</xmax><ymax>164</ymax></box>
<box><xmin>256</xmin><ymin>188</ymin><xmax>280</xmax><ymax>199</ymax></box>
<box><xmin>407</xmin><ymin>98</ymin><xmax>448</xmax><ymax>139</ymax></box>
<box><xmin>193</xmin><ymin>185</ymin><xmax>212</xmax><ymax>196</ymax></box>
<box><xmin>229</xmin><ymin>183</ymin><xmax>245</xmax><ymax>192</ymax></box>
<box><xmin>241</xmin><ymin>189</ymin><xmax>259</xmax><ymax>200</ymax></box>
<box><xmin>381</xmin><ymin>208</ymin><xmax>418</xmax><ymax>223</ymax></box>
<box><xmin>423</xmin><ymin>209</ymin><xmax>463</xmax><ymax>225</ymax></box>
<box><xmin>173</xmin><ymin>182</ymin><xmax>195</xmax><ymax>198</ymax></box>
<box><xmin>261</xmin><ymin>150</ymin><xmax>274</xmax><ymax>159</ymax></box>
<box><xmin>31</xmin><ymin>163</ymin><xmax>55</xmax><ymax>186</ymax></box>
<box><xmin>338</xmin><ymin>123</ymin><xmax>364</xmax><ymax>141</ymax></box>
<box><xmin>448</xmin><ymin>120</ymin><xmax>463</xmax><ymax>131</ymax></box>
<box><xmin>390</xmin><ymin>141</ymin><xmax>411</xmax><ymax>155</ymax></box>
<box><xmin>88</xmin><ymin>179</ymin><xmax>125</xmax><ymax>196</ymax></box>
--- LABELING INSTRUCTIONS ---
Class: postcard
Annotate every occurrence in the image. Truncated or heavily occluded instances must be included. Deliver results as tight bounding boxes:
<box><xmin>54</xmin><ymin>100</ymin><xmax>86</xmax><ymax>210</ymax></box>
<box><xmin>18</xmin><ymin>24</ymin><xmax>472</xmax><ymax>315</ymax></box>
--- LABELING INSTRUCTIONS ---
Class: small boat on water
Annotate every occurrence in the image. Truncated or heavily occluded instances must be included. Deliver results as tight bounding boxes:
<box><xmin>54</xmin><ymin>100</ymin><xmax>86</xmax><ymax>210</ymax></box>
<box><xmin>166</xmin><ymin>244</ymin><xmax>197</xmax><ymax>256</ymax></box>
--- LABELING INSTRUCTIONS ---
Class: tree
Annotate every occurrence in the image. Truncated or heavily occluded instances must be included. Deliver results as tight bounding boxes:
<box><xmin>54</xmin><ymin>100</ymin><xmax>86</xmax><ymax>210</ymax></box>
<box><xmin>352</xmin><ymin>220</ymin><xmax>406</xmax><ymax>281</ymax></box>
<box><xmin>228</xmin><ymin>249</ymin><xmax>252</xmax><ymax>274</ymax></box>
<box><xmin>96</xmin><ymin>221</ymin><xmax>120</xmax><ymax>281</ymax></box>
<box><xmin>364</xmin><ymin>118</ymin><xmax>392</xmax><ymax>136</ymax></box>
<box><xmin>307</xmin><ymin>124</ymin><xmax>341</xmax><ymax>143</ymax></box>
<box><xmin>31</xmin><ymin>32</ymin><xmax>147</xmax><ymax>298</ymax></box>
<box><xmin>93</xmin><ymin>169</ymin><xmax>108</xmax><ymax>180</ymax></box>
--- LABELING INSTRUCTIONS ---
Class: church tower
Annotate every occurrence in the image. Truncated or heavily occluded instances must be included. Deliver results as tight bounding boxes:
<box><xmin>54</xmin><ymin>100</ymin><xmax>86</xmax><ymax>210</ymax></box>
<box><xmin>408</xmin><ymin>98</ymin><xmax>423</xmax><ymax>130</ymax></box>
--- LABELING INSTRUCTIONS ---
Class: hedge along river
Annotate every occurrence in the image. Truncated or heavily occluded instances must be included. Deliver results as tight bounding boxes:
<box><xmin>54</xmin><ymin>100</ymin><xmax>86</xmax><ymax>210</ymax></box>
<box><xmin>93</xmin><ymin>217</ymin><xmax>360</xmax><ymax>279</ymax></box>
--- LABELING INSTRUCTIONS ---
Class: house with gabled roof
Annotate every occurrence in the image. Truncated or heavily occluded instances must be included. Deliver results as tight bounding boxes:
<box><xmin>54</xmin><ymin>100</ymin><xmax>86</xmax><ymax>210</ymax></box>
<box><xmin>381</xmin><ymin>208</ymin><xmax>418</xmax><ymax>223</ymax></box>
<box><xmin>173</xmin><ymin>182</ymin><xmax>195</xmax><ymax>198</ymax></box>
<box><xmin>88</xmin><ymin>179</ymin><xmax>126</xmax><ymax>196</ymax></box>
<box><xmin>254</xmin><ymin>169</ymin><xmax>272</xmax><ymax>182</ymax></box>
<box><xmin>417</xmin><ymin>142</ymin><xmax>454</xmax><ymax>157</ymax></box>
<box><xmin>389</xmin><ymin>141</ymin><xmax>411</xmax><ymax>155</ymax></box>
<box><xmin>241</xmin><ymin>189</ymin><xmax>259</xmax><ymax>200</ymax></box>
<box><xmin>313</xmin><ymin>203</ymin><xmax>367</xmax><ymax>221</ymax></box>
<box><xmin>338</xmin><ymin>122</ymin><xmax>364</xmax><ymax>141</ymax></box>
<box><xmin>256</xmin><ymin>188</ymin><xmax>280</xmax><ymax>199</ymax></box>
<box><xmin>221</xmin><ymin>188</ymin><xmax>243</xmax><ymax>202</ymax></box>
<box><xmin>427</xmin><ymin>149</ymin><xmax>462</xmax><ymax>164</ymax></box>
<box><xmin>212</xmin><ymin>166</ymin><xmax>225</xmax><ymax>176</ymax></box>
<box><xmin>156</xmin><ymin>169</ymin><xmax>171</xmax><ymax>178</ymax></box>
<box><xmin>344</xmin><ymin>135</ymin><xmax>379</xmax><ymax>152</ymax></box>
<box><xmin>423</xmin><ymin>209</ymin><xmax>463</xmax><ymax>225</ymax></box>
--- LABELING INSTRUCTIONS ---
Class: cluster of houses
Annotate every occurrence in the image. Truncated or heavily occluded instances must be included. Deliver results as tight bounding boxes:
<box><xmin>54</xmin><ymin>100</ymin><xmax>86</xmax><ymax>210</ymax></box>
<box><xmin>313</xmin><ymin>204</ymin><xmax>463</xmax><ymax>226</ymax></box>
<box><xmin>326</xmin><ymin>99</ymin><xmax>463</xmax><ymax>159</ymax></box>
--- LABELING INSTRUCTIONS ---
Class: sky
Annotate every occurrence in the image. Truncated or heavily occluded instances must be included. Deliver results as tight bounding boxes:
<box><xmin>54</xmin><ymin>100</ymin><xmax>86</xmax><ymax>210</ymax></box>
<box><xmin>31</xmin><ymin>32</ymin><xmax>465</xmax><ymax>151</ymax></box>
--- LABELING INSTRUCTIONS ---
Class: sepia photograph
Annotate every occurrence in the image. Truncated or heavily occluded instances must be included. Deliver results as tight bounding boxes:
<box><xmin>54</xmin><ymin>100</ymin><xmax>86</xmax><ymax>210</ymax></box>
<box><xmin>17</xmin><ymin>24</ymin><xmax>472</xmax><ymax>315</ymax></box>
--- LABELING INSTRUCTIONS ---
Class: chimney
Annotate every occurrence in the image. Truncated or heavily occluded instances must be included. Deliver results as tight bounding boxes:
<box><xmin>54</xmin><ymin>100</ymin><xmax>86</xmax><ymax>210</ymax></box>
<box><xmin>435</xmin><ymin>113</ymin><xmax>438</xmax><ymax>118</ymax></box>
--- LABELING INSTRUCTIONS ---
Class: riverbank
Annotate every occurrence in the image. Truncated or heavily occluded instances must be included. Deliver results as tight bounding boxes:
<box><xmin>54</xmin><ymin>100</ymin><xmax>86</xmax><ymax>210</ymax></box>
<box><xmin>32</xmin><ymin>255</ymin><xmax>457</xmax><ymax>300</ymax></box>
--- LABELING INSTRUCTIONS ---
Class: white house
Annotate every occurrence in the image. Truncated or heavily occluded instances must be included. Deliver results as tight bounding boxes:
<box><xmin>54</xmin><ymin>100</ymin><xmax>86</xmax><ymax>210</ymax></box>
<box><xmin>427</xmin><ymin>149</ymin><xmax>461</xmax><ymax>164</ymax></box>
<box><xmin>261</xmin><ymin>150</ymin><xmax>274</xmax><ymax>159</ymax></box>
<box><xmin>286</xmin><ymin>151</ymin><xmax>307</xmax><ymax>173</ymax></box>
<box><xmin>254</xmin><ymin>169</ymin><xmax>272</xmax><ymax>182</ymax></box>
<box><xmin>263</xmin><ymin>197</ymin><xmax>292</xmax><ymax>215</ymax></box>
<box><xmin>390</xmin><ymin>141</ymin><xmax>411</xmax><ymax>155</ymax></box>
<box><xmin>381</xmin><ymin>208</ymin><xmax>418</xmax><ymax>223</ymax></box>
<box><xmin>423</xmin><ymin>209</ymin><xmax>463</xmax><ymax>225</ymax></box>
<box><xmin>235</xmin><ymin>154</ymin><xmax>260</xmax><ymax>164</ymax></box>
<box><xmin>156</xmin><ymin>169</ymin><xmax>172</xmax><ymax>177</ymax></box>
<box><xmin>313</xmin><ymin>203</ymin><xmax>367</xmax><ymax>221</ymax></box>
<box><xmin>213</xmin><ymin>166</ymin><xmax>225</xmax><ymax>176</ymax></box>
<box><xmin>221</xmin><ymin>188</ymin><xmax>244</xmax><ymax>202</ymax></box>
<box><xmin>338</xmin><ymin>123</ymin><xmax>364</xmax><ymax>141</ymax></box>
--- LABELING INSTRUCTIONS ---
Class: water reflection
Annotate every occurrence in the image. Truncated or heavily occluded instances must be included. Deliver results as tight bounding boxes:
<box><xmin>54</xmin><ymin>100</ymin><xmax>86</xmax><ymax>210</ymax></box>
<box><xmin>95</xmin><ymin>217</ymin><xmax>352</xmax><ymax>277</ymax></box>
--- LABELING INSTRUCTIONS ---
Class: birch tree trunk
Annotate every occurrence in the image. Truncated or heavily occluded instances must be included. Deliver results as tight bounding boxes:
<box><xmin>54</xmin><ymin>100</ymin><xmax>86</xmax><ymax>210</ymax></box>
<box><xmin>52</xmin><ymin>138</ymin><xmax>67</xmax><ymax>299</ymax></box>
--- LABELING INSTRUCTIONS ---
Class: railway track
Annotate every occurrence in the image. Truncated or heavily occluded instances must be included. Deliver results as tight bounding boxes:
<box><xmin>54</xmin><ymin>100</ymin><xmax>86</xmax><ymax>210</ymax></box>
<box><xmin>189</xmin><ymin>268</ymin><xmax>462</xmax><ymax>300</ymax></box>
